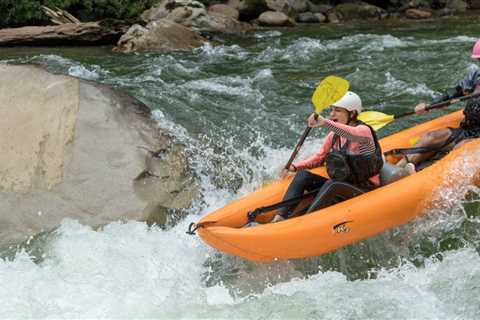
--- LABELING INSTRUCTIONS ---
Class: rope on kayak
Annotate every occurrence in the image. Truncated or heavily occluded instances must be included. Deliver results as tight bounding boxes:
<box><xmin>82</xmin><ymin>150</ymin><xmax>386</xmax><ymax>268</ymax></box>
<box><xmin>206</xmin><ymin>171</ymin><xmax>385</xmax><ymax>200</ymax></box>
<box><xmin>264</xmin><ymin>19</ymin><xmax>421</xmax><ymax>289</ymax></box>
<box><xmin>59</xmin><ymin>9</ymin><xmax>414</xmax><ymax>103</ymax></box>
<box><xmin>186</xmin><ymin>222</ymin><xmax>200</xmax><ymax>235</ymax></box>
<box><xmin>186</xmin><ymin>220</ymin><xmax>217</xmax><ymax>235</ymax></box>
<box><xmin>246</xmin><ymin>187</ymin><xmax>321</xmax><ymax>222</ymax></box>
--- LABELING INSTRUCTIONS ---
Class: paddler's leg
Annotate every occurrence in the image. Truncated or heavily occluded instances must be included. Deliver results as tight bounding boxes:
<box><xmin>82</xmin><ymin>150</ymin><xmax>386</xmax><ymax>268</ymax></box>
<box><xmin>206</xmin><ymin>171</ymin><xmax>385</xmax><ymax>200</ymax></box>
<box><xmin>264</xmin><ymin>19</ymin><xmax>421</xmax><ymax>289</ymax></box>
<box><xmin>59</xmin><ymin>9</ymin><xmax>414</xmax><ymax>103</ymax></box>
<box><xmin>396</xmin><ymin>128</ymin><xmax>453</xmax><ymax>167</ymax></box>
<box><xmin>273</xmin><ymin>170</ymin><xmax>328</xmax><ymax>222</ymax></box>
<box><xmin>306</xmin><ymin>180</ymin><xmax>365</xmax><ymax>213</ymax></box>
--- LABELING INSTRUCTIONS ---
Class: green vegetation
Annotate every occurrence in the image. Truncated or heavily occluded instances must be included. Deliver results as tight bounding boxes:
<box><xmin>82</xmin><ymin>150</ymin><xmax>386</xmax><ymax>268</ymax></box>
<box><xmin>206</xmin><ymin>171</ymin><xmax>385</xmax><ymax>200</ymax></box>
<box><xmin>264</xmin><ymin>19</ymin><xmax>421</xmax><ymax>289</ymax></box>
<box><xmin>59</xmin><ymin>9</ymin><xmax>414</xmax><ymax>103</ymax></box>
<box><xmin>0</xmin><ymin>0</ymin><xmax>162</xmax><ymax>28</ymax></box>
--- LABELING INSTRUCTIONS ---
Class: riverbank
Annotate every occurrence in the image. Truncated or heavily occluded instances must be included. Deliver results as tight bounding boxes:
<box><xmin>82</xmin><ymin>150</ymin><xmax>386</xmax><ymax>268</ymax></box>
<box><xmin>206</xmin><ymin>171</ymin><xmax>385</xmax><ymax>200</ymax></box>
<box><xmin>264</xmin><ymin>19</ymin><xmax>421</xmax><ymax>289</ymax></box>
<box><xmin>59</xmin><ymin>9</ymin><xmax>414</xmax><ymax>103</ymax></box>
<box><xmin>1</xmin><ymin>0</ymin><xmax>479</xmax><ymax>52</ymax></box>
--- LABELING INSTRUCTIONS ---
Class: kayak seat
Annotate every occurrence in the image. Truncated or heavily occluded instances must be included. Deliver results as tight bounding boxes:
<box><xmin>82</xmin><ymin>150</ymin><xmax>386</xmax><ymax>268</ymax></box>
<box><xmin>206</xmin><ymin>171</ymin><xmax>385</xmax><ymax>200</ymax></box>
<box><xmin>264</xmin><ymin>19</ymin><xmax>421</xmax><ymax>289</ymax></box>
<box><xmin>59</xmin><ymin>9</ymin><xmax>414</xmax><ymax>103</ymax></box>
<box><xmin>305</xmin><ymin>180</ymin><xmax>366</xmax><ymax>214</ymax></box>
<box><xmin>380</xmin><ymin>162</ymin><xmax>411</xmax><ymax>186</ymax></box>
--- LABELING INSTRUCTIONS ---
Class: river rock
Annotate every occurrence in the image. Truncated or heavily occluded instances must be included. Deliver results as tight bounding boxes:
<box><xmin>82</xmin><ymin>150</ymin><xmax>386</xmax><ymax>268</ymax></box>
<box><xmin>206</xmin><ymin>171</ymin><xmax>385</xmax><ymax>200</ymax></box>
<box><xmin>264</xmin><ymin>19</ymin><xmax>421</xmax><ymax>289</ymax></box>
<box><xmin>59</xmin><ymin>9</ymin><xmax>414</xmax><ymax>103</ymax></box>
<box><xmin>290</xmin><ymin>0</ymin><xmax>309</xmax><ymax>13</ymax></box>
<box><xmin>296</xmin><ymin>12</ymin><xmax>326</xmax><ymax>23</ymax></box>
<box><xmin>471</xmin><ymin>0</ymin><xmax>480</xmax><ymax>9</ymax></box>
<box><xmin>208</xmin><ymin>4</ymin><xmax>240</xmax><ymax>20</ymax></box>
<box><xmin>327</xmin><ymin>12</ymin><xmax>340</xmax><ymax>23</ymax></box>
<box><xmin>405</xmin><ymin>8</ymin><xmax>432</xmax><ymax>18</ymax></box>
<box><xmin>209</xmin><ymin>12</ymin><xmax>255</xmax><ymax>33</ymax></box>
<box><xmin>141</xmin><ymin>0</ymin><xmax>205</xmax><ymax>22</ymax></box>
<box><xmin>140</xmin><ymin>0</ymin><xmax>253</xmax><ymax>34</ymax></box>
<box><xmin>397</xmin><ymin>0</ymin><xmax>429</xmax><ymax>10</ymax></box>
<box><xmin>114</xmin><ymin>19</ymin><xmax>206</xmax><ymax>53</ymax></box>
<box><xmin>0</xmin><ymin>64</ymin><xmax>199</xmax><ymax>247</ymax></box>
<box><xmin>227</xmin><ymin>0</ymin><xmax>269</xmax><ymax>20</ymax></box>
<box><xmin>258</xmin><ymin>11</ymin><xmax>296</xmax><ymax>26</ymax></box>
<box><xmin>445</xmin><ymin>0</ymin><xmax>467</xmax><ymax>12</ymax></box>
<box><xmin>142</xmin><ymin>0</ymin><xmax>208</xmax><ymax>28</ymax></box>
<box><xmin>266</xmin><ymin>0</ymin><xmax>309</xmax><ymax>14</ymax></box>
<box><xmin>334</xmin><ymin>1</ymin><xmax>387</xmax><ymax>20</ymax></box>
<box><xmin>307</xmin><ymin>2</ymin><xmax>333</xmax><ymax>14</ymax></box>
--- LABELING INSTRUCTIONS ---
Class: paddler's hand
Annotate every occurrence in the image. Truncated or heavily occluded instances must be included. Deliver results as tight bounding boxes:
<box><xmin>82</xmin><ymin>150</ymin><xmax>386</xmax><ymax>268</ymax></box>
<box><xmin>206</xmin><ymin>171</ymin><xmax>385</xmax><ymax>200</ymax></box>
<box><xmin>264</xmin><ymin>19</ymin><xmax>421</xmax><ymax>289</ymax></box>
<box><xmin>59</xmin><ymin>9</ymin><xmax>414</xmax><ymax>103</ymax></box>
<box><xmin>307</xmin><ymin>113</ymin><xmax>322</xmax><ymax>127</ymax></box>
<box><xmin>307</xmin><ymin>112</ymin><xmax>318</xmax><ymax>128</ymax></box>
<box><xmin>415</xmin><ymin>102</ymin><xmax>428</xmax><ymax>115</ymax></box>
<box><xmin>279</xmin><ymin>165</ymin><xmax>297</xmax><ymax>179</ymax></box>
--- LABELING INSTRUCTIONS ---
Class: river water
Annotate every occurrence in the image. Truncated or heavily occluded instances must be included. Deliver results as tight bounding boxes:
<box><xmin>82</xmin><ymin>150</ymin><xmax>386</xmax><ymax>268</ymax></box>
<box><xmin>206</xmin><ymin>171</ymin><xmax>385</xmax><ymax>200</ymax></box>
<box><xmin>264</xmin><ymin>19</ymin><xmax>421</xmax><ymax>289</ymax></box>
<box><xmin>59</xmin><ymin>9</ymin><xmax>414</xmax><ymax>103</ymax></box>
<box><xmin>1</xmin><ymin>18</ymin><xmax>480</xmax><ymax>319</ymax></box>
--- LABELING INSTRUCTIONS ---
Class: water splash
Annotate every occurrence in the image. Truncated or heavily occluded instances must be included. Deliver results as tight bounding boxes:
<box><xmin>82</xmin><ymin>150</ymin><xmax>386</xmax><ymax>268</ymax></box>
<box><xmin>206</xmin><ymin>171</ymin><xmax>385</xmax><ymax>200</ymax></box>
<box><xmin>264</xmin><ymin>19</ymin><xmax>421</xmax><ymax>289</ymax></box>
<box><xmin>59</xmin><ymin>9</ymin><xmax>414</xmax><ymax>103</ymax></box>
<box><xmin>67</xmin><ymin>65</ymin><xmax>101</xmax><ymax>80</ymax></box>
<box><xmin>256</xmin><ymin>37</ymin><xmax>326</xmax><ymax>63</ymax></box>
<box><xmin>329</xmin><ymin>34</ymin><xmax>407</xmax><ymax>52</ymax></box>
<box><xmin>195</xmin><ymin>43</ymin><xmax>250</xmax><ymax>62</ymax></box>
<box><xmin>3</xmin><ymin>221</ymin><xmax>478</xmax><ymax>319</ymax></box>
<box><xmin>420</xmin><ymin>35</ymin><xmax>478</xmax><ymax>45</ymax></box>
<box><xmin>254</xmin><ymin>31</ymin><xmax>282</xmax><ymax>39</ymax></box>
<box><xmin>26</xmin><ymin>54</ymin><xmax>109</xmax><ymax>80</ymax></box>
<box><xmin>382</xmin><ymin>72</ymin><xmax>437</xmax><ymax>97</ymax></box>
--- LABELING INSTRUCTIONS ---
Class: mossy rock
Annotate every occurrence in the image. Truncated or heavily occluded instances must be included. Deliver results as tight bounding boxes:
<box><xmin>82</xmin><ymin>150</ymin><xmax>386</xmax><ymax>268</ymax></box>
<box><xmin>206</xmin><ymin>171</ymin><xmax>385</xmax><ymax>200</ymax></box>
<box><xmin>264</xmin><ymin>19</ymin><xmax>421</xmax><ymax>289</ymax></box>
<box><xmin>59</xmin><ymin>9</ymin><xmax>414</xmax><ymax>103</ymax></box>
<box><xmin>335</xmin><ymin>1</ymin><xmax>387</xmax><ymax>20</ymax></box>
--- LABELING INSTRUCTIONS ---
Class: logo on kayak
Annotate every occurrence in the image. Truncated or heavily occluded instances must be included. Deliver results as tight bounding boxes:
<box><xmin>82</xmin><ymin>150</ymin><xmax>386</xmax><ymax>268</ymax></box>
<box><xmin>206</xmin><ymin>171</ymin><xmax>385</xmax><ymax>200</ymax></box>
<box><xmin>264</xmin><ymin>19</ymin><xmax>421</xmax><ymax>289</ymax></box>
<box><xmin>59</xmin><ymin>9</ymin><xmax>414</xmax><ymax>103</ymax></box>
<box><xmin>333</xmin><ymin>221</ymin><xmax>352</xmax><ymax>234</ymax></box>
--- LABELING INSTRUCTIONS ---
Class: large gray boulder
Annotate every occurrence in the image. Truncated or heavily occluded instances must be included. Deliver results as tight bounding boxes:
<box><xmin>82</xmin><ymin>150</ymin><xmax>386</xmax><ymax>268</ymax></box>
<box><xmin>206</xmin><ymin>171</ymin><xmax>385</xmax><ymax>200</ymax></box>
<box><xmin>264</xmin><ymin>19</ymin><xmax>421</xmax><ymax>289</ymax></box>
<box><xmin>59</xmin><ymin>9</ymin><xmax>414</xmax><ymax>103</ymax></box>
<box><xmin>0</xmin><ymin>64</ymin><xmax>198</xmax><ymax>247</ymax></box>
<box><xmin>114</xmin><ymin>19</ymin><xmax>206</xmax><ymax>53</ymax></box>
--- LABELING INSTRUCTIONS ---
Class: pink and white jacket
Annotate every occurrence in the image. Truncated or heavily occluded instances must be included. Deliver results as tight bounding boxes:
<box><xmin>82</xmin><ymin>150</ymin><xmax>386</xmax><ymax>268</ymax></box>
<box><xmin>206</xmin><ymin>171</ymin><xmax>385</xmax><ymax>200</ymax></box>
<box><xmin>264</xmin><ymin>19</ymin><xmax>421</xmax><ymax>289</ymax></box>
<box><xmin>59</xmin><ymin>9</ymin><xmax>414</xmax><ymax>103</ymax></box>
<box><xmin>294</xmin><ymin>119</ymin><xmax>381</xmax><ymax>187</ymax></box>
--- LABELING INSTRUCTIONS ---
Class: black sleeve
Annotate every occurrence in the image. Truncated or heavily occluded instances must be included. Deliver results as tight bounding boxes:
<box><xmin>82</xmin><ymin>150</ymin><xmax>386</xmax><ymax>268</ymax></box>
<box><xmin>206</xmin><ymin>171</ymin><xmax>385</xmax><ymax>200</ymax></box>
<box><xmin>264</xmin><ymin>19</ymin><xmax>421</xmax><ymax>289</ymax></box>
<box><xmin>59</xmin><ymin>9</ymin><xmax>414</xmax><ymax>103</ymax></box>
<box><xmin>431</xmin><ymin>69</ymin><xmax>480</xmax><ymax>104</ymax></box>
<box><xmin>431</xmin><ymin>85</ymin><xmax>464</xmax><ymax>105</ymax></box>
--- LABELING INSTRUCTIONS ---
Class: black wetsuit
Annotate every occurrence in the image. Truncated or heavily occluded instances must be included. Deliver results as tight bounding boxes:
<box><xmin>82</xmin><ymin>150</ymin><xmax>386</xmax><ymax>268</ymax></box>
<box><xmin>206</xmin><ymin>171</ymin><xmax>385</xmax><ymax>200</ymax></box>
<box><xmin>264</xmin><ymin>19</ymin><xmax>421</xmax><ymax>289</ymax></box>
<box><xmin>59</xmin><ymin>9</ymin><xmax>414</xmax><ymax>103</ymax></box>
<box><xmin>431</xmin><ymin>69</ymin><xmax>480</xmax><ymax>150</ymax></box>
<box><xmin>433</xmin><ymin>69</ymin><xmax>480</xmax><ymax>104</ymax></box>
<box><xmin>415</xmin><ymin>97</ymin><xmax>480</xmax><ymax>171</ymax></box>
<box><xmin>277</xmin><ymin>122</ymin><xmax>382</xmax><ymax>219</ymax></box>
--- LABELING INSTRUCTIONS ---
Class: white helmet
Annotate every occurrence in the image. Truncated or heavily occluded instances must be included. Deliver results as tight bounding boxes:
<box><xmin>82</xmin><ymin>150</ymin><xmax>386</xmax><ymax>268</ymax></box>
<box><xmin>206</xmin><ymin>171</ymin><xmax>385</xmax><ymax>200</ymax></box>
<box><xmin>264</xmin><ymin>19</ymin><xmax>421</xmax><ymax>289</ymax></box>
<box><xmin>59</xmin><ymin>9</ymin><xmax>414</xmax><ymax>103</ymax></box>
<box><xmin>332</xmin><ymin>91</ymin><xmax>362</xmax><ymax>113</ymax></box>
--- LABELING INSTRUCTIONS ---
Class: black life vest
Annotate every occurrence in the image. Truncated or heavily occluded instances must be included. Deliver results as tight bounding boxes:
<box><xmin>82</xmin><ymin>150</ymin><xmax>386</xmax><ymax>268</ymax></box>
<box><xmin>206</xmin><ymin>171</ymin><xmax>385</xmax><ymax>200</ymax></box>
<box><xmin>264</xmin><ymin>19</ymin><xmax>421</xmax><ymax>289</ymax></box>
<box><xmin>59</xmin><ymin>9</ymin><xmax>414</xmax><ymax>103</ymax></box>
<box><xmin>461</xmin><ymin>98</ymin><xmax>480</xmax><ymax>131</ymax></box>
<box><xmin>325</xmin><ymin>121</ymin><xmax>383</xmax><ymax>187</ymax></box>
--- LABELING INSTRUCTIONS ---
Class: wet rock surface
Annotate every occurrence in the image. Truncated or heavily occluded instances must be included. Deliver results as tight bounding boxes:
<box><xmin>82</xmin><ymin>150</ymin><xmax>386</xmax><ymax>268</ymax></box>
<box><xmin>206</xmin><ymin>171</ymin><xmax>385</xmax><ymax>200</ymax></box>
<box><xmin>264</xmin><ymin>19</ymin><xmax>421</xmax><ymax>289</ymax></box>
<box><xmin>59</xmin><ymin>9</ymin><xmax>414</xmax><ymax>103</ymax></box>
<box><xmin>0</xmin><ymin>64</ymin><xmax>199</xmax><ymax>247</ymax></box>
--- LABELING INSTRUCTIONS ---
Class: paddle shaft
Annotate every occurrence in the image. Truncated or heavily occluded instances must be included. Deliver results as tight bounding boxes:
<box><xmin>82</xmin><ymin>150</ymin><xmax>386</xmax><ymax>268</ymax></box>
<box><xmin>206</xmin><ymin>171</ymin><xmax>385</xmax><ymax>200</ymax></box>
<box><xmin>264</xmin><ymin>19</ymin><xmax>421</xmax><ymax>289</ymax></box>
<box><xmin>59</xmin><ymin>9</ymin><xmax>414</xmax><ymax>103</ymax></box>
<box><xmin>395</xmin><ymin>92</ymin><xmax>480</xmax><ymax>120</ymax></box>
<box><xmin>284</xmin><ymin>114</ymin><xmax>318</xmax><ymax>170</ymax></box>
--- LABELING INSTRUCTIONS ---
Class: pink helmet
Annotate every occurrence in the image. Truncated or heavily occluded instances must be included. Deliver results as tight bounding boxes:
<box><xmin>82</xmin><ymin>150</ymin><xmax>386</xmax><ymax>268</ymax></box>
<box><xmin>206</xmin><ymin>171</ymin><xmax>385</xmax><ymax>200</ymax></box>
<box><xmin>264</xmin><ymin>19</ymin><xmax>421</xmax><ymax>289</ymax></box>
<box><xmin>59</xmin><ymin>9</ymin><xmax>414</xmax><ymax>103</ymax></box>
<box><xmin>472</xmin><ymin>39</ymin><xmax>480</xmax><ymax>59</ymax></box>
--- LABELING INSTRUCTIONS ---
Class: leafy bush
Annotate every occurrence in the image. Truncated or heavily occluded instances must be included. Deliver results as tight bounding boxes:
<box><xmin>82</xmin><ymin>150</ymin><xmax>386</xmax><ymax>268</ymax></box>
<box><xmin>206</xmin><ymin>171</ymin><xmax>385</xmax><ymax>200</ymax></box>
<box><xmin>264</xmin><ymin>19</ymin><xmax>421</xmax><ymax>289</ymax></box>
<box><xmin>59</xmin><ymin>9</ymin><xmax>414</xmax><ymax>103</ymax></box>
<box><xmin>0</xmin><ymin>0</ymin><xmax>161</xmax><ymax>28</ymax></box>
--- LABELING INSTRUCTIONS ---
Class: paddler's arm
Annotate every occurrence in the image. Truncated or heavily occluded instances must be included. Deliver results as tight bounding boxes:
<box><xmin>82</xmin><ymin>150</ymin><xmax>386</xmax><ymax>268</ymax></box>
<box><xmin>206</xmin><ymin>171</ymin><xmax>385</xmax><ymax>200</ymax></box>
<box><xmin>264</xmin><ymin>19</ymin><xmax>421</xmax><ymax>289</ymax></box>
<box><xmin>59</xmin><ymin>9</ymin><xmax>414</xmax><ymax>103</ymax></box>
<box><xmin>415</xmin><ymin>69</ymin><xmax>480</xmax><ymax>115</ymax></box>
<box><xmin>310</xmin><ymin>114</ymin><xmax>375</xmax><ymax>154</ymax></box>
<box><xmin>293</xmin><ymin>132</ymin><xmax>333</xmax><ymax>170</ymax></box>
<box><xmin>318</xmin><ymin>118</ymin><xmax>370</xmax><ymax>143</ymax></box>
<box><xmin>280</xmin><ymin>115</ymin><xmax>332</xmax><ymax>178</ymax></box>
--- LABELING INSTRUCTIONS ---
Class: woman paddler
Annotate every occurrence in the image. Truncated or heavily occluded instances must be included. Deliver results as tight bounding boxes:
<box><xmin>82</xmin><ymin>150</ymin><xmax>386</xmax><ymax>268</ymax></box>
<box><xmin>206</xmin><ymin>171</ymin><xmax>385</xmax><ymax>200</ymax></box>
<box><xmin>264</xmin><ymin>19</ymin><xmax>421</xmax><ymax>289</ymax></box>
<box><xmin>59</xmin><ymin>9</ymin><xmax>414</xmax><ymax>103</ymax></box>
<box><xmin>272</xmin><ymin>91</ymin><xmax>384</xmax><ymax>222</ymax></box>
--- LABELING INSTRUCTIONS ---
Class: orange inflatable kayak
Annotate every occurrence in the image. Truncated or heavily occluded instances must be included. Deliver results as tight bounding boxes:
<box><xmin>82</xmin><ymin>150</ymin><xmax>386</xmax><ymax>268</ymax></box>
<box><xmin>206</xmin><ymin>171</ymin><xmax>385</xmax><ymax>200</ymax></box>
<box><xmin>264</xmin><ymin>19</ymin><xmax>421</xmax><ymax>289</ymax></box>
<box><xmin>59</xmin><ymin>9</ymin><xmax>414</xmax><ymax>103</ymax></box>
<box><xmin>190</xmin><ymin>110</ymin><xmax>480</xmax><ymax>261</ymax></box>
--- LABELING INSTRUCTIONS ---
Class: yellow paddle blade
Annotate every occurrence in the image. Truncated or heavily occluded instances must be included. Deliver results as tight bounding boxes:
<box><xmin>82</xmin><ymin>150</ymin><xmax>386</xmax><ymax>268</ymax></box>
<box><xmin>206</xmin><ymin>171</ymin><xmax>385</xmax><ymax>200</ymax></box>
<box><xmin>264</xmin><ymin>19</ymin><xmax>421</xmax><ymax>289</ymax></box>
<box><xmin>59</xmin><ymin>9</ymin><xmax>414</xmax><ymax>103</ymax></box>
<box><xmin>311</xmin><ymin>76</ymin><xmax>349</xmax><ymax>114</ymax></box>
<box><xmin>357</xmin><ymin>110</ymin><xmax>395</xmax><ymax>131</ymax></box>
